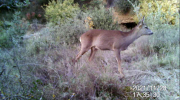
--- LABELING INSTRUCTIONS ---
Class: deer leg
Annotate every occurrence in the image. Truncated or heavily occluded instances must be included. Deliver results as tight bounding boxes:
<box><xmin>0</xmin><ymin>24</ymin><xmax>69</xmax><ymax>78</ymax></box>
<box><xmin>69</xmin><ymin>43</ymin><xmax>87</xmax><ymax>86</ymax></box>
<box><xmin>88</xmin><ymin>47</ymin><xmax>98</xmax><ymax>62</ymax></box>
<box><xmin>75</xmin><ymin>47</ymin><xmax>90</xmax><ymax>61</ymax></box>
<box><xmin>114</xmin><ymin>49</ymin><xmax>124</xmax><ymax>78</ymax></box>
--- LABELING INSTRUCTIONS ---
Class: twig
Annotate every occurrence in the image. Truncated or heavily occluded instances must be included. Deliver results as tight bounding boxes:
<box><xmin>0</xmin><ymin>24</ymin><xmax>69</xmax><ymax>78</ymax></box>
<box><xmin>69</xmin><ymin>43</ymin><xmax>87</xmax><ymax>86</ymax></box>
<box><xmin>0</xmin><ymin>4</ymin><xmax>7</xmax><ymax>8</ymax></box>
<box><xmin>0</xmin><ymin>64</ymin><xmax>6</xmax><ymax>76</ymax></box>
<box><xmin>5</xmin><ymin>95</ymin><xmax>30</xmax><ymax>100</ymax></box>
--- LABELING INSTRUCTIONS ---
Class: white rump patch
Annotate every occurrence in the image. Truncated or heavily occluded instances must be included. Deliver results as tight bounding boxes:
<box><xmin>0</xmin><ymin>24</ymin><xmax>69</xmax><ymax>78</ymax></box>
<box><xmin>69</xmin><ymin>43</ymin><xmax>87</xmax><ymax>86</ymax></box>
<box><xmin>80</xmin><ymin>37</ymin><xmax>81</xmax><ymax>42</ymax></box>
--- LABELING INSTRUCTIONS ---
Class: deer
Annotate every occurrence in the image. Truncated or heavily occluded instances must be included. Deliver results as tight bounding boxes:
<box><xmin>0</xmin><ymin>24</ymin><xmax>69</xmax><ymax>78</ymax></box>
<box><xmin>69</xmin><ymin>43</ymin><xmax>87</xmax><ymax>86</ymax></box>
<box><xmin>74</xmin><ymin>17</ymin><xmax>153</xmax><ymax>78</ymax></box>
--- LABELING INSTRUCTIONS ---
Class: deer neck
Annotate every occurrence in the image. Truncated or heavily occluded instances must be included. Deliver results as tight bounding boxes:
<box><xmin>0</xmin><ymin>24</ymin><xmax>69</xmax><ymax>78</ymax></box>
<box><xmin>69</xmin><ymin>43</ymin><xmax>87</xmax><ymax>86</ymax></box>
<box><xmin>123</xmin><ymin>27</ymin><xmax>141</xmax><ymax>46</ymax></box>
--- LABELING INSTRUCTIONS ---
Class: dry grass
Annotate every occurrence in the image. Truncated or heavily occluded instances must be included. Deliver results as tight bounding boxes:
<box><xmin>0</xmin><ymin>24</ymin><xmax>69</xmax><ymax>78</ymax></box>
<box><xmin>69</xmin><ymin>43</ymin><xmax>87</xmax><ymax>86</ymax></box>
<box><xmin>1</xmin><ymin>24</ymin><xmax>179</xmax><ymax>99</ymax></box>
<box><xmin>29</xmin><ymin>31</ymin><xmax>178</xmax><ymax>99</ymax></box>
<box><xmin>0</xmin><ymin>5</ymin><xmax>179</xmax><ymax>99</ymax></box>
<box><xmin>0</xmin><ymin>24</ymin><xmax>179</xmax><ymax>99</ymax></box>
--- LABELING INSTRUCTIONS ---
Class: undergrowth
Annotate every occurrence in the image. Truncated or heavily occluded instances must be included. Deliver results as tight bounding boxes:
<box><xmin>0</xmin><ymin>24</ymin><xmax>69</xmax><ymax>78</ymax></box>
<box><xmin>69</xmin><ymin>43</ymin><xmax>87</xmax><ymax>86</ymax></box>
<box><xmin>0</xmin><ymin>11</ymin><xmax>29</xmax><ymax>48</ymax></box>
<box><xmin>0</xmin><ymin>0</ymin><xmax>179</xmax><ymax>100</ymax></box>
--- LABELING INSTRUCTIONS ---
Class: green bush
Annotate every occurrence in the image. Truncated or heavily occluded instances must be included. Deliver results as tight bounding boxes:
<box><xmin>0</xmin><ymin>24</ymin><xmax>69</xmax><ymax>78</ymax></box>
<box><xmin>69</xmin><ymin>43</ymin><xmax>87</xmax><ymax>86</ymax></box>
<box><xmin>128</xmin><ymin>0</ymin><xmax>179</xmax><ymax>24</ymax></box>
<box><xmin>114</xmin><ymin>0</ymin><xmax>138</xmax><ymax>14</ymax></box>
<box><xmin>54</xmin><ymin>15</ymin><xmax>88</xmax><ymax>45</ymax></box>
<box><xmin>88</xmin><ymin>5</ymin><xmax>119</xmax><ymax>30</ymax></box>
<box><xmin>0</xmin><ymin>12</ymin><xmax>29</xmax><ymax>48</ymax></box>
<box><xmin>26</xmin><ymin>13</ymin><xmax>88</xmax><ymax>55</ymax></box>
<box><xmin>76</xmin><ymin>0</ymin><xmax>103</xmax><ymax>10</ymax></box>
<box><xmin>44</xmin><ymin>0</ymin><xmax>80</xmax><ymax>25</ymax></box>
<box><xmin>37</xmin><ymin>0</ymin><xmax>50</xmax><ymax>5</ymax></box>
<box><xmin>0</xmin><ymin>47</ymin><xmax>43</xmax><ymax>100</ymax></box>
<box><xmin>0</xmin><ymin>0</ymin><xmax>30</xmax><ymax>9</ymax></box>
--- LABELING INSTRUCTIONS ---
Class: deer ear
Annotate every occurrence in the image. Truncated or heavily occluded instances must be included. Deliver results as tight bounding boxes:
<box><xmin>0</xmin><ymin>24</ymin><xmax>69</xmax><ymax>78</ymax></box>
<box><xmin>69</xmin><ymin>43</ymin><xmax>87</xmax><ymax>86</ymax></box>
<box><xmin>141</xmin><ymin>16</ymin><xmax>145</xmax><ymax>24</ymax></box>
<box><xmin>138</xmin><ymin>16</ymin><xmax>145</xmax><ymax>26</ymax></box>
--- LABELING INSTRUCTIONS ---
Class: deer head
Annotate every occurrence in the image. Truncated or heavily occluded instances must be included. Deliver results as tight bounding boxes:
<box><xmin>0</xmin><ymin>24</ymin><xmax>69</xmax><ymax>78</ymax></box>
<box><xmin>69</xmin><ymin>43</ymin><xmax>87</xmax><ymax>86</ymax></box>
<box><xmin>136</xmin><ymin>17</ymin><xmax>153</xmax><ymax>36</ymax></box>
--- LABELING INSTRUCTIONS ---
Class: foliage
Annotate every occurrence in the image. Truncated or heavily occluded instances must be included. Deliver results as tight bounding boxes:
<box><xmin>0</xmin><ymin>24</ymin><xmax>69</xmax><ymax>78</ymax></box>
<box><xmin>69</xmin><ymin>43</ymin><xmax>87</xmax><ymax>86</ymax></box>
<box><xmin>0</xmin><ymin>0</ymin><xmax>179</xmax><ymax>99</ymax></box>
<box><xmin>128</xmin><ymin>0</ymin><xmax>179</xmax><ymax>24</ymax></box>
<box><xmin>79</xmin><ymin>0</ymin><xmax>103</xmax><ymax>10</ymax></box>
<box><xmin>0</xmin><ymin>0</ymin><xmax>30</xmax><ymax>9</ymax></box>
<box><xmin>126</xmin><ymin>1</ymin><xmax>179</xmax><ymax>99</ymax></box>
<box><xmin>114</xmin><ymin>0</ymin><xmax>138</xmax><ymax>14</ymax></box>
<box><xmin>0</xmin><ymin>11</ymin><xmax>29</xmax><ymax>48</ymax></box>
<box><xmin>26</xmin><ymin>14</ymin><xmax>88</xmax><ymax>55</ymax></box>
<box><xmin>88</xmin><ymin>0</ymin><xmax>103</xmax><ymax>7</ymax></box>
<box><xmin>37</xmin><ymin>0</ymin><xmax>50</xmax><ymax>5</ymax></box>
<box><xmin>0</xmin><ymin>47</ymin><xmax>43</xmax><ymax>100</ymax></box>
<box><xmin>20</xmin><ymin>0</ymin><xmax>46</xmax><ymax>23</ymax></box>
<box><xmin>85</xmin><ymin>16</ymin><xmax>94</xmax><ymax>29</ymax></box>
<box><xmin>54</xmin><ymin>15</ymin><xmax>88</xmax><ymax>45</ymax></box>
<box><xmin>88</xmin><ymin>5</ymin><xmax>119</xmax><ymax>30</ymax></box>
<box><xmin>135</xmin><ymin>26</ymin><xmax>179</xmax><ymax>100</ymax></box>
<box><xmin>44</xmin><ymin>0</ymin><xmax>80</xmax><ymax>25</ymax></box>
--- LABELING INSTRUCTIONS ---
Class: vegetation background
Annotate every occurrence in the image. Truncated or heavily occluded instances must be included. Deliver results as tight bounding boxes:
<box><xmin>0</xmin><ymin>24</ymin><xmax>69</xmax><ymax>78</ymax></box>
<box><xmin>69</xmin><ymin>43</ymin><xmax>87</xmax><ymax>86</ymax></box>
<box><xmin>0</xmin><ymin>0</ymin><xmax>179</xmax><ymax>99</ymax></box>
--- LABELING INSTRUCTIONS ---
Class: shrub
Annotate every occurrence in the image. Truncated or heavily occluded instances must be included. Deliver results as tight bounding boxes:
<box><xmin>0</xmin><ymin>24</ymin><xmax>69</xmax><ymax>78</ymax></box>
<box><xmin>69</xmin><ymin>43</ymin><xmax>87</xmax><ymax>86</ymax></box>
<box><xmin>88</xmin><ymin>0</ymin><xmax>103</xmax><ymax>7</ymax></box>
<box><xmin>0</xmin><ymin>47</ymin><xmax>43</xmax><ymax>100</ymax></box>
<box><xmin>114</xmin><ymin>0</ymin><xmax>138</xmax><ymax>14</ymax></box>
<box><xmin>37</xmin><ymin>0</ymin><xmax>50</xmax><ymax>5</ymax></box>
<box><xmin>76</xmin><ymin>0</ymin><xmax>104</xmax><ymax>11</ymax></box>
<box><xmin>44</xmin><ymin>0</ymin><xmax>80</xmax><ymax>25</ymax></box>
<box><xmin>128</xmin><ymin>0</ymin><xmax>179</xmax><ymax>24</ymax></box>
<box><xmin>26</xmin><ymin>12</ymin><xmax>88</xmax><ymax>55</ymax></box>
<box><xmin>85</xmin><ymin>16</ymin><xmax>94</xmax><ymax>29</ymax></box>
<box><xmin>127</xmin><ymin>1</ymin><xmax>179</xmax><ymax>99</ymax></box>
<box><xmin>88</xmin><ymin>5</ymin><xmax>119</xmax><ymax>30</ymax></box>
<box><xmin>54</xmin><ymin>15</ymin><xmax>88</xmax><ymax>45</ymax></box>
<box><xmin>0</xmin><ymin>0</ymin><xmax>30</xmax><ymax>9</ymax></box>
<box><xmin>128</xmin><ymin>0</ymin><xmax>179</xmax><ymax>57</ymax></box>
<box><xmin>0</xmin><ymin>11</ymin><xmax>29</xmax><ymax>48</ymax></box>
